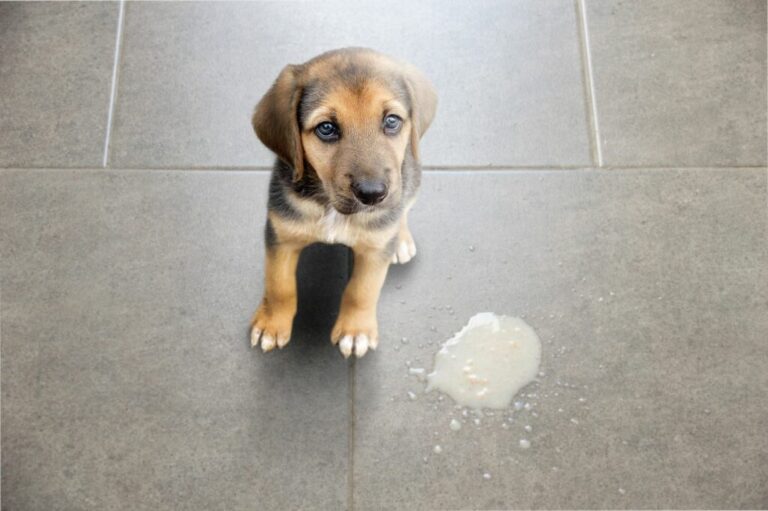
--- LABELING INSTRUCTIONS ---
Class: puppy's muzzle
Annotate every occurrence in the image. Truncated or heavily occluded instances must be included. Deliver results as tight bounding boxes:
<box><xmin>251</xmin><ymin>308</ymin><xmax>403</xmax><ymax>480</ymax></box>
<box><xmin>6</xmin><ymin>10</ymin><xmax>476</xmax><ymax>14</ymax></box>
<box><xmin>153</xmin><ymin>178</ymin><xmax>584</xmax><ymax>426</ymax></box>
<box><xmin>351</xmin><ymin>179</ymin><xmax>388</xmax><ymax>206</ymax></box>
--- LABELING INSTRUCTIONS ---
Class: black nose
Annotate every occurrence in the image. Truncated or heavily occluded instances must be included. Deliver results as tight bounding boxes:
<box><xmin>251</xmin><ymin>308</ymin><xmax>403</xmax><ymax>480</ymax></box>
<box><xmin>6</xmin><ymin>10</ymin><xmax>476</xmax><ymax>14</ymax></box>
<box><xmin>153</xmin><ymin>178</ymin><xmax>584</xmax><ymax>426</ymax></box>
<box><xmin>351</xmin><ymin>180</ymin><xmax>388</xmax><ymax>205</ymax></box>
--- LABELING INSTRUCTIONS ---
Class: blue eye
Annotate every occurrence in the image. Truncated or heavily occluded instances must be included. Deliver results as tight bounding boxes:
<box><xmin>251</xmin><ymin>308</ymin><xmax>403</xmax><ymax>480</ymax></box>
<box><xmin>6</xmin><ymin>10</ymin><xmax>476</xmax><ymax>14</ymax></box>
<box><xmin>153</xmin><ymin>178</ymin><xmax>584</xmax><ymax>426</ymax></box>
<box><xmin>315</xmin><ymin>122</ymin><xmax>339</xmax><ymax>142</ymax></box>
<box><xmin>383</xmin><ymin>114</ymin><xmax>402</xmax><ymax>135</ymax></box>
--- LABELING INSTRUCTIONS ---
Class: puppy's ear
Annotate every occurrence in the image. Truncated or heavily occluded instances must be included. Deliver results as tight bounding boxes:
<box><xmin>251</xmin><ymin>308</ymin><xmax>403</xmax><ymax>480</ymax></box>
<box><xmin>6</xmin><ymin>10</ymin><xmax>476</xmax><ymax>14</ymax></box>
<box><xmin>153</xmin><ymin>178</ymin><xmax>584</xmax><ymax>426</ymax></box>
<box><xmin>403</xmin><ymin>65</ymin><xmax>437</xmax><ymax>162</ymax></box>
<box><xmin>252</xmin><ymin>64</ymin><xmax>305</xmax><ymax>181</ymax></box>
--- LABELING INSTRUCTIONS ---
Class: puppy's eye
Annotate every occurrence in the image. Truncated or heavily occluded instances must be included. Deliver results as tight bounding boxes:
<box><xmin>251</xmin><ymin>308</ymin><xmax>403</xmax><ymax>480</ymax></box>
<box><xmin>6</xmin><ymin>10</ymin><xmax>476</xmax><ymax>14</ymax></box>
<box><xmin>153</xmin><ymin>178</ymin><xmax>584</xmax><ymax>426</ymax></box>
<box><xmin>383</xmin><ymin>114</ymin><xmax>402</xmax><ymax>135</ymax></box>
<box><xmin>315</xmin><ymin>122</ymin><xmax>340</xmax><ymax>142</ymax></box>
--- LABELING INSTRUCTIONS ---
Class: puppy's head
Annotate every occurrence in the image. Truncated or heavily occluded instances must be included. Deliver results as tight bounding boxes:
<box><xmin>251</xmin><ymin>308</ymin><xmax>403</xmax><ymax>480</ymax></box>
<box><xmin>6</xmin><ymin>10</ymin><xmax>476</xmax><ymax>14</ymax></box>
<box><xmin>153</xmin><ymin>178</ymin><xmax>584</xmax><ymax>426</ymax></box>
<box><xmin>253</xmin><ymin>48</ymin><xmax>437</xmax><ymax>214</ymax></box>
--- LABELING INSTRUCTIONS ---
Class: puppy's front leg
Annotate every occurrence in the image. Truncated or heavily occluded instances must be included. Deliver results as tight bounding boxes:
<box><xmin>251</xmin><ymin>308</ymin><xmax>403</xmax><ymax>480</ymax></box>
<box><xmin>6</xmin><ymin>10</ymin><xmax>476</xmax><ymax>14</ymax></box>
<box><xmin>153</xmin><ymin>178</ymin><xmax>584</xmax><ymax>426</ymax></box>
<box><xmin>332</xmin><ymin>246</ymin><xmax>390</xmax><ymax>358</ymax></box>
<box><xmin>251</xmin><ymin>234</ymin><xmax>303</xmax><ymax>352</ymax></box>
<box><xmin>391</xmin><ymin>210</ymin><xmax>417</xmax><ymax>264</ymax></box>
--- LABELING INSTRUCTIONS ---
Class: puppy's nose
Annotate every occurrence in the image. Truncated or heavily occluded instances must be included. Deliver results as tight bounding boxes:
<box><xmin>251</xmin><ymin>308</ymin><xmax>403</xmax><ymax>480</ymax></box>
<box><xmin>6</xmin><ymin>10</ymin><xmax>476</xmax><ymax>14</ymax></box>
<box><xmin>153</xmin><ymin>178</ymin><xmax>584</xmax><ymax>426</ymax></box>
<box><xmin>351</xmin><ymin>179</ymin><xmax>388</xmax><ymax>205</ymax></box>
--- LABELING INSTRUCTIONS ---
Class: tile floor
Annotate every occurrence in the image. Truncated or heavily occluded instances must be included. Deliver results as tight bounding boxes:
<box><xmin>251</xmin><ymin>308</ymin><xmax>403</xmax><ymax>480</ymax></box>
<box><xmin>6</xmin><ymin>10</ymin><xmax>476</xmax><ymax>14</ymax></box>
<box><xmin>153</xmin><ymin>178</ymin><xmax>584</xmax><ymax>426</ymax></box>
<box><xmin>1</xmin><ymin>1</ymin><xmax>766</xmax><ymax>509</ymax></box>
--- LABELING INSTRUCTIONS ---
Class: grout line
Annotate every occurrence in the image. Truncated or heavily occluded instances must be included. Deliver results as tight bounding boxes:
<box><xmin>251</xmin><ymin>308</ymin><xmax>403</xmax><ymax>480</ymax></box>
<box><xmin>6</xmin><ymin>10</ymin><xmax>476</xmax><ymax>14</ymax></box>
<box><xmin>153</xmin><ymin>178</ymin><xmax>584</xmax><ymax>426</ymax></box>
<box><xmin>102</xmin><ymin>0</ymin><xmax>126</xmax><ymax>168</ymax></box>
<box><xmin>575</xmin><ymin>0</ymin><xmax>604</xmax><ymax>167</ymax></box>
<box><xmin>430</xmin><ymin>165</ymin><xmax>768</xmax><ymax>171</ymax></box>
<box><xmin>0</xmin><ymin>166</ymin><xmax>274</xmax><ymax>172</ymax></box>
<box><xmin>347</xmin><ymin>357</ymin><xmax>355</xmax><ymax>511</ymax></box>
<box><xmin>2</xmin><ymin>165</ymin><xmax>767</xmax><ymax>173</ymax></box>
<box><xmin>346</xmin><ymin>250</ymin><xmax>355</xmax><ymax>511</ymax></box>
<box><xmin>424</xmin><ymin>164</ymin><xmax>583</xmax><ymax>170</ymax></box>
<box><xmin>0</xmin><ymin>282</ymin><xmax>2</xmax><ymax>499</ymax></box>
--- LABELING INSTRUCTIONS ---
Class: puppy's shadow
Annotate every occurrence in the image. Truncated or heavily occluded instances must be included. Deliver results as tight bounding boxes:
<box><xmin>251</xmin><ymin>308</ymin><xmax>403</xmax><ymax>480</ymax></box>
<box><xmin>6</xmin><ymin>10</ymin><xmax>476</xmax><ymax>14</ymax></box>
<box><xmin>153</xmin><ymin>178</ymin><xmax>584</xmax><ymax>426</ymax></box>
<box><xmin>291</xmin><ymin>243</ymin><xmax>351</xmax><ymax>351</ymax></box>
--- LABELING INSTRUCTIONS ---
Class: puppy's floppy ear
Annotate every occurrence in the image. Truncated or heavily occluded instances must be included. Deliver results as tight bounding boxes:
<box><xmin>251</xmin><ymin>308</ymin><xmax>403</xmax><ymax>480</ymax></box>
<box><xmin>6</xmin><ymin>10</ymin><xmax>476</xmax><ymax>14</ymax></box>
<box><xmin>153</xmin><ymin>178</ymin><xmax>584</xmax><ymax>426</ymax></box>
<box><xmin>402</xmin><ymin>64</ymin><xmax>437</xmax><ymax>162</ymax></box>
<box><xmin>252</xmin><ymin>64</ymin><xmax>305</xmax><ymax>181</ymax></box>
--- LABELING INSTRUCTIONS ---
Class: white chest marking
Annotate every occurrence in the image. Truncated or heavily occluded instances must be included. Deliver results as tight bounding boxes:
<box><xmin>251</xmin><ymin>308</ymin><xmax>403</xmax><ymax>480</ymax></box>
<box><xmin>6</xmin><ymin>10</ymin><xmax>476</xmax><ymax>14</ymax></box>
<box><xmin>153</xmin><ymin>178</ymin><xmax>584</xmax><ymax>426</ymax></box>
<box><xmin>320</xmin><ymin>209</ymin><xmax>352</xmax><ymax>244</ymax></box>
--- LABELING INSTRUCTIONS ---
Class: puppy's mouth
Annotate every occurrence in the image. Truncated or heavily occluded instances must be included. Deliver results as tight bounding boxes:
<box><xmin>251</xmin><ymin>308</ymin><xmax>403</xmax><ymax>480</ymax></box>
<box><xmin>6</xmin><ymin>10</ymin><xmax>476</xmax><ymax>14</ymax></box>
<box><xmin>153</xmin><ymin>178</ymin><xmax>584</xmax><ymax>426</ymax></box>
<box><xmin>332</xmin><ymin>197</ymin><xmax>384</xmax><ymax>216</ymax></box>
<box><xmin>332</xmin><ymin>198</ymin><xmax>362</xmax><ymax>215</ymax></box>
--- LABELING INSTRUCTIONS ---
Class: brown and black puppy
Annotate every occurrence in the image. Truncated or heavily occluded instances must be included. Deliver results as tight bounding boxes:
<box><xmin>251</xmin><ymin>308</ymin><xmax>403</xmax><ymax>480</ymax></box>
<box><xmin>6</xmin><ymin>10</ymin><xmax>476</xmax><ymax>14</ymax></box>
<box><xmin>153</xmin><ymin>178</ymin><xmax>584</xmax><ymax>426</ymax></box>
<box><xmin>250</xmin><ymin>48</ymin><xmax>437</xmax><ymax>358</ymax></box>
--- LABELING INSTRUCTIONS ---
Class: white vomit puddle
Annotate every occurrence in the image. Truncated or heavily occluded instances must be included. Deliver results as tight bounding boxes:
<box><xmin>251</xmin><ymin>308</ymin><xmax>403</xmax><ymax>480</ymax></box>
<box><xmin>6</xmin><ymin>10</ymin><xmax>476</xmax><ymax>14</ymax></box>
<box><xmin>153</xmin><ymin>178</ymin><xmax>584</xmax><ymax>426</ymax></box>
<box><xmin>426</xmin><ymin>313</ymin><xmax>542</xmax><ymax>409</ymax></box>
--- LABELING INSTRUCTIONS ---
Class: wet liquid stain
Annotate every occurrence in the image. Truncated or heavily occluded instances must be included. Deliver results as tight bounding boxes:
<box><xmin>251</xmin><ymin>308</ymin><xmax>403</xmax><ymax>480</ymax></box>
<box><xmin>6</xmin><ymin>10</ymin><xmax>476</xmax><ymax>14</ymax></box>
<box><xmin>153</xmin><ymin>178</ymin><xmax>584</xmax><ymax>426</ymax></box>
<box><xmin>426</xmin><ymin>313</ymin><xmax>542</xmax><ymax>409</ymax></box>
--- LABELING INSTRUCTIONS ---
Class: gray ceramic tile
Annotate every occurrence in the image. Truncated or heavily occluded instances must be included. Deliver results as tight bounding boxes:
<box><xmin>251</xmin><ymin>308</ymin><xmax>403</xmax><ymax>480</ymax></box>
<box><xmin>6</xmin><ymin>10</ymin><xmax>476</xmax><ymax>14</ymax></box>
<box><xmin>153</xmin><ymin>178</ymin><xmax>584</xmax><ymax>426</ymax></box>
<box><xmin>0</xmin><ymin>2</ymin><xmax>118</xmax><ymax>168</ymax></box>
<box><xmin>586</xmin><ymin>0</ymin><xmax>767</xmax><ymax>167</ymax></box>
<box><xmin>352</xmin><ymin>170</ymin><xmax>768</xmax><ymax>509</ymax></box>
<box><xmin>0</xmin><ymin>170</ymin><xmax>351</xmax><ymax>511</ymax></box>
<box><xmin>110</xmin><ymin>0</ymin><xmax>590</xmax><ymax>168</ymax></box>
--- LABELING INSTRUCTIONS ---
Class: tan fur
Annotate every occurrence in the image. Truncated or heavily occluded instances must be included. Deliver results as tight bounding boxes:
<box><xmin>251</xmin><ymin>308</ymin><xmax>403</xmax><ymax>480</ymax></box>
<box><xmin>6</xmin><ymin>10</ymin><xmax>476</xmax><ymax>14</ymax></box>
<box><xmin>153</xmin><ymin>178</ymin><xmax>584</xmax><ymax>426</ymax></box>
<box><xmin>250</xmin><ymin>242</ymin><xmax>302</xmax><ymax>351</ymax></box>
<box><xmin>331</xmin><ymin>246</ymin><xmax>390</xmax><ymax>345</ymax></box>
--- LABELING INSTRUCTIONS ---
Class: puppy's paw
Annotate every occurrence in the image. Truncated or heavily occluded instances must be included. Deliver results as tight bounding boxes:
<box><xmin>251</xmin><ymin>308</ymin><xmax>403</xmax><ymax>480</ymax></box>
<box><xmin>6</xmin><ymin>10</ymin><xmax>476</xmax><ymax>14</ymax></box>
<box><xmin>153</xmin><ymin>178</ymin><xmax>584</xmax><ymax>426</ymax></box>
<box><xmin>391</xmin><ymin>229</ymin><xmax>417</xmax><ymax>265</ymax></box>
<box><xmin>331</xmin><ymin>308</ymin><xmax>379</xmax><ymax>358</ymax></box>
<box><xmin>250</xmin><ymin>305</ymin><xmax>294</xmax><ymax>352</ymax></box>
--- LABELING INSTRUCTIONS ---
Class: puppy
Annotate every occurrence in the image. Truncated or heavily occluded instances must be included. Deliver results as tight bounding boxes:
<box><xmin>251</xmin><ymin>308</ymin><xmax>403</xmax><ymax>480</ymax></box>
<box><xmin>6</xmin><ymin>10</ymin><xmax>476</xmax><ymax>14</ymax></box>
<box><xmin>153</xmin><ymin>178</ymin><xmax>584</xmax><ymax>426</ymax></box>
<box><xmin>250</xmin><ymin>48</ymin><xmax>437</xmax><ymax>358</ymax></box>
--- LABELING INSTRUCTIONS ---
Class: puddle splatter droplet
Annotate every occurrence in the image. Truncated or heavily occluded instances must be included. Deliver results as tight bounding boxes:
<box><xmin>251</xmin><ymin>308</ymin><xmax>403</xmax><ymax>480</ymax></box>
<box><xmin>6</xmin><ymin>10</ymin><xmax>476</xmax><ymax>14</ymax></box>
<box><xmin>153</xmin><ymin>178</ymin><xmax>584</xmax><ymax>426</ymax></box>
<box><xmin>426</xmin><ymin>313</ymin><xmax>542</xmax><ymax>409</ymax></box>
<box><xmin>519</xmin><ymin>439</ymin><xmax>531</xmax><ymax>449</ymax></box>
<box><xmin>482</xmin><ymin>472</ymin><xmax>492</xmax><ymax>480</ymax></box>
<box><xmin>449</xmin><ymin>419</ymin><xmax>462</xmax><ymax>431</ymax></box>
<box><xmin>433</xmin><ymin>445</ymin><xmax>442</xmax><ymax>454</ymax></box>
<box><xmin>409</xmin><ymin>367</ymin><xmax>426</xmax><ymax>379</ymax></box>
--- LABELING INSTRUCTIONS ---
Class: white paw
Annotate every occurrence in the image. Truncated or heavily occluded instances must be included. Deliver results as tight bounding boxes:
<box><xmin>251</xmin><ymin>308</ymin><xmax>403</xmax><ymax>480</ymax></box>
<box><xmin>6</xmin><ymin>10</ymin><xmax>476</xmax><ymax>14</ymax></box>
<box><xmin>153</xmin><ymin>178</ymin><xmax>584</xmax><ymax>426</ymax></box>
<box><xmin>337</xmin><ymin>334</ymin><xmax>378</xmax><ymax>359</ymax></box>
<box><xmin>392</xmin><ymin>239</ymin><xmax>417</xmax><ymax>265</ymax></box>
<box><xmin>250</xmin><ymin>327</ymin><xmax>289</xmax><ymax>352</ymax></box>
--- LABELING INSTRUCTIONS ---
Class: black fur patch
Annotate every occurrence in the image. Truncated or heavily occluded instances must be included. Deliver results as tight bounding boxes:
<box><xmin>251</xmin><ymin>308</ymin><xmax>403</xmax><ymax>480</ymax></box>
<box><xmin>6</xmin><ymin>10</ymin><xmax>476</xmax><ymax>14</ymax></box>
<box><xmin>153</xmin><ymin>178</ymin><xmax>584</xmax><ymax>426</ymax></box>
<box><xmin>268</xmin><ymin>160</ymin><xmax>329</xmax><ymax>220</ymax></box>
<box><xmin>298</xmin><ymin>80</ymin><xmax>331</xmax><ymax>128</ymax></box>
<box><xmin>335</xmin><ymin>61</ymin><xmax>371</xmax><ymax>92</ymax></box>
<box><xmin>264</xmin><ymin>217</ymin><xmax>278</xmax><ymax>248</ymax></box>
<box><xmin>267</xmin><ymin>168</ymin><xmax>302</xmax><ymax>220</ymax></box>
<box><xmin>365</xmin><ymin>206</ymin><xmax>402</xmax><ymax>230</ymax></box>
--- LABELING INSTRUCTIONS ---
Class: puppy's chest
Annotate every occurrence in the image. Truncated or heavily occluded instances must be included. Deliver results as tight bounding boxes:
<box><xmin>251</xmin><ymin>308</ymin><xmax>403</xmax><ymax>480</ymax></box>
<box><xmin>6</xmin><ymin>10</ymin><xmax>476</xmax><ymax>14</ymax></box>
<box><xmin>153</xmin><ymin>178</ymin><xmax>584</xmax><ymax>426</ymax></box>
<box><xmin>318</xmin><ymin>209</ymin><xmax>356</xmax><ymax>245</ymax></box>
